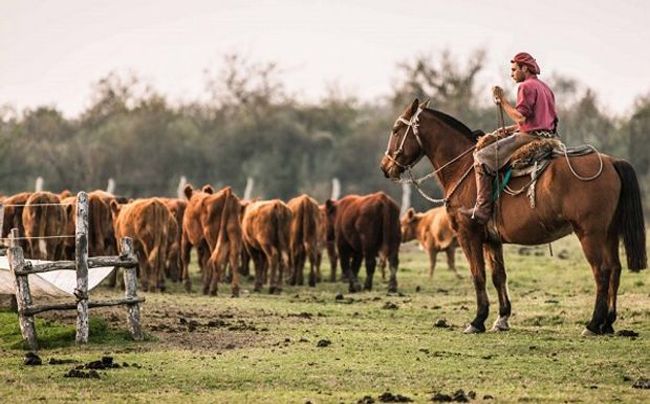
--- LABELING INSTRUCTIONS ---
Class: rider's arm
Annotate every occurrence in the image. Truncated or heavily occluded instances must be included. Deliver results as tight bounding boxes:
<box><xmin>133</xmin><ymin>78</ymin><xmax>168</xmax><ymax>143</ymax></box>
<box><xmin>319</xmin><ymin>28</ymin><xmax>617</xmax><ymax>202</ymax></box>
<box><xmin>493</xmin><ymin>85</ymin><xmax>528</xmax><ymax>128</ymax></box>
<box><xmin>500</xmin><ymin>100</ymin><xmax>526</xmax><ymax>126</ymax></box>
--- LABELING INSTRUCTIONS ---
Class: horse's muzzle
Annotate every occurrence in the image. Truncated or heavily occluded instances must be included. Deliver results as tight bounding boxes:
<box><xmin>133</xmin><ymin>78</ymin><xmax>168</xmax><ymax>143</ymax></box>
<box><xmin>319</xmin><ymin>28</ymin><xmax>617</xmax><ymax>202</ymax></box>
<box><xmin>380</xmin><ymin>156</ymin><xmax>402</xmax><ymax>179</ymax></box>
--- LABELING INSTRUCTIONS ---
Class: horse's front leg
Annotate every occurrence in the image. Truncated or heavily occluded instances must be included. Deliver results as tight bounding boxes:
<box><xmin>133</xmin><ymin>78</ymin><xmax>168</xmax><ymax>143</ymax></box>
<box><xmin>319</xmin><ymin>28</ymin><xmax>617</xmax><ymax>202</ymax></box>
<box><xmin>484</xmin><ymin>241</ymin><xmax>511</xmax><ymax>331</ymax></box>
<box><xmin>458</xmin><ymin>231</ymin><xmax>489</xmax><ymax>333</ymax></box>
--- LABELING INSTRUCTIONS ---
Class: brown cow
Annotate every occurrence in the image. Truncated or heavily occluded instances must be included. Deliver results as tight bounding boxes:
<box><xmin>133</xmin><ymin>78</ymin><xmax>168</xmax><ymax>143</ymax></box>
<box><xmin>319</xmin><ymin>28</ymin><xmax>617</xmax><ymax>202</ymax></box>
<box><xmin>241</xmin><ymin>200</ymin><xmax>292</xmax><ymax>294</ymax></box>
<box><xmin>89</xmin><ymin>190</ymin><xmax>129</xmax><ymax>288</ymax></box>
<box><xmin>87</xmin><ymin>191</ymin><xmax>120</xmax><ymax>256</ymax></box>
<box><xmin>401</xmin><ymin>207</ymin><xmax>461</xmax><ymax>280</ymax></box>
<box><xmin>181</xmin><ymin>184</ymin><xmax>215</xmax><ymax>292</ymax></box>
<box><xmin>160</xmin><ymin>198</ymin><xmax>187</xmax><ymax>282</ymax></box>
<box><xmin>201</xmin><ymin>187</ymin><xmax>243</xmax><ymax>296</ymax></box>
<box><xmin>22</xmin><ymin>192</ymin><xmax>67</xmax><ymax>260</ymax></box>
<box><xmin>325</xmin><ymin>192</ymin><xmax>400</xmax><ymax>293</ymax></box>
<box><xmin>317</xmin><ymin>204</ymin><xmax>339</xmax><ymax>282</ymax></box>
<box><xmin>287</xmin><ymin>195</ymin><xmax>321</xmax><ymax>287</ymax></box>
<box><xmin>111</xmin><ymin>198</ymin><xmax>172</xmax><ymax>292</ymax></box>
<box><xmin>1</xmin><ymin>192</ymin><xmax>31</xmax><ymax>253</ymax></box>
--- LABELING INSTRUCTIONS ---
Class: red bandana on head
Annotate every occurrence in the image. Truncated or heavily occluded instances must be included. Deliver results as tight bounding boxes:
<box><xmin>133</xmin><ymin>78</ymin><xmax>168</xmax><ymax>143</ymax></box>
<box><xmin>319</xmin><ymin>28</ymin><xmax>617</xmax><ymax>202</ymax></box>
<box><xmin>511</xmin><ymin>52</ymin><xmax>540</xmax><ymax>75</ymax></box>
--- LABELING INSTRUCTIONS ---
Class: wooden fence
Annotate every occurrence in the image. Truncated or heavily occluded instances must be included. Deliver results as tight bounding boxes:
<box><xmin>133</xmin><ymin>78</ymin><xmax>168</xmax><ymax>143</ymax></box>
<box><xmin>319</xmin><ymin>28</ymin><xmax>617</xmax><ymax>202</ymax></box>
<box><xmin>4</xmin><ymin>191</ymin><xmax>144</xmax><ymax>350</ymax></box>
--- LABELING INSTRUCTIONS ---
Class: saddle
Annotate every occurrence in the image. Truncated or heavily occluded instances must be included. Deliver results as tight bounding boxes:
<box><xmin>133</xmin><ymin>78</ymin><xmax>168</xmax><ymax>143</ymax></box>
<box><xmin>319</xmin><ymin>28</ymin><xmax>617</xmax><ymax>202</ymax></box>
<box><xmin>477</xmin><ymin>133</ymin><xmax>595</xmax><ymax>207</ymax></box>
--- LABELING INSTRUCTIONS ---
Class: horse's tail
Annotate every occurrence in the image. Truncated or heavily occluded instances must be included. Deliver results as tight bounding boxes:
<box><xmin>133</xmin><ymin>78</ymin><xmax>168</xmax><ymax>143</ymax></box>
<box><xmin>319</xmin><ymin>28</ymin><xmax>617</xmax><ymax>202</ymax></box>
<box><xmin>612</xmin><ymin>159</ymin><xmax>647</xmax><ymax>271</ymax></box>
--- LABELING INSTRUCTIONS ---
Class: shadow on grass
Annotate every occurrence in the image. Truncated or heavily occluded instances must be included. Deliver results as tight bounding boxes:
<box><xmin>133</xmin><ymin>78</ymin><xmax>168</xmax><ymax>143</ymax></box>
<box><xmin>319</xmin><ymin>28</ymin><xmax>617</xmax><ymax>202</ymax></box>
<box><xmin>0</xmin><ymin>309</ymin><xmax>150</xmax><ymax>350</ymax></box>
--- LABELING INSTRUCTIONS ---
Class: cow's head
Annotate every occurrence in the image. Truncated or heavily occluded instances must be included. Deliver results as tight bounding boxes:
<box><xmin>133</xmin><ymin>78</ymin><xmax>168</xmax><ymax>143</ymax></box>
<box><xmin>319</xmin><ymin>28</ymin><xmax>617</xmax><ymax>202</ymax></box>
<box><xmin>400</xmin><ymin>208</ymin><xmax>419</xmax><ymax>242</ymax></box>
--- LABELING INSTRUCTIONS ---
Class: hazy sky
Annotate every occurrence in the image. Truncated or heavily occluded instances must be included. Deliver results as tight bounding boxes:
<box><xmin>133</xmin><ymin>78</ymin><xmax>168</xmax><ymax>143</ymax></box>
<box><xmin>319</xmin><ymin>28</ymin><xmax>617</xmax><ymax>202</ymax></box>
<box><xmin>1</xmin><ymin>0</ymin><xmax>648</xmax><ymax>118</ymax></box>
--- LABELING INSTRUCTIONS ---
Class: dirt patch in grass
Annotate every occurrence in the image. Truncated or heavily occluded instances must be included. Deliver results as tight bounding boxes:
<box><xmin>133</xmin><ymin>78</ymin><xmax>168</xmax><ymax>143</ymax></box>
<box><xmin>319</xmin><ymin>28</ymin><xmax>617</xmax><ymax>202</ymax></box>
<box><xmin>36</xmin><ymin>300</ymin><xmax>270</xmax><ymax>352</ymax></box>
<box><xmin>144</xmin><ymin>305</ymin><xmax>269</xmax><ymax>352</ymax></box>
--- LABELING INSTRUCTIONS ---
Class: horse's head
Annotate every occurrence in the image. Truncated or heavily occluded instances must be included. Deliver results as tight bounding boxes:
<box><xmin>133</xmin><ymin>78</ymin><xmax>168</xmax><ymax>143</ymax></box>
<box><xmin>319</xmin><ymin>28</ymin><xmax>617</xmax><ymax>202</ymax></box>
<box><xmin>380</xmin><ymin>98</ymin><xmax>426</xmax><ymax>180</ymax></box>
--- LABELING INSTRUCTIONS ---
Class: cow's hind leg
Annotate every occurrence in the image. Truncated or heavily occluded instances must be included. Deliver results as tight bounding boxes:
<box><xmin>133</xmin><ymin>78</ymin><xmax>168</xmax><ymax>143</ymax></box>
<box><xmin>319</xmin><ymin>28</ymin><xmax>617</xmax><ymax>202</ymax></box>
<box><xmin>387</xmin><ymin>253</ymin><xmax>399</xmax><ymax>293</ymax></box>
<box><xmin>427</xmin><ymin>249</ymin><xmax>438</xmax><ymax>280</ymax></box>
<box><xmin>446</xmin><ymin>246</ymin><xmax>462</xmax><ymax>278</ymax></box>
<box><xmin>249</xmin><ymin>248</ymin><xmax>265</xmax><ymax>292</ymax></box>
<box><xmin>485</xmin><ymin>242</ymin><xmax>511</xmax><ymax>332</ymax></box>
<box><xmin>363</xmin><ymin>249</ymin><xmax>377</xmax><ymax>291</ymax></box>
<box><xmin>229</xmin><ymin>249</ymin><xmax>241</xmax><ymax>297</ymax></box>
<box><xmin>267</xmin><ymin>247</ymin><xmax>282</xmax><ymax>294</ymax></box>
<box><xmin>180</xmin><ymin>235</ymin><xmax>193</xmax><ymax>292</ymax></box>
<box><xmin>338</xmin><ymin>244</ymin><xmax>352</xmax><ymax>288</ymax></box>
<box><xmin>308</xmin><ymin>247</ymin><xmax>318</xmax><ymax>287</ymax></box>
<box><xmin>348</xmin><ymin>253</ymin><xmax>363</xmax><ymax>293</ymax></box>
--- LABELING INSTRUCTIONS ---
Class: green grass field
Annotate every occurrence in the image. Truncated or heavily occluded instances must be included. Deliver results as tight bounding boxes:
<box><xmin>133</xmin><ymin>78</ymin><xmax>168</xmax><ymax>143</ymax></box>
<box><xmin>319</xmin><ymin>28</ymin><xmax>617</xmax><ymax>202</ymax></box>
<box><xmin>1</xmin><ymin>236</ymin><xmax>649</xmax><ymax>403</ymax></box>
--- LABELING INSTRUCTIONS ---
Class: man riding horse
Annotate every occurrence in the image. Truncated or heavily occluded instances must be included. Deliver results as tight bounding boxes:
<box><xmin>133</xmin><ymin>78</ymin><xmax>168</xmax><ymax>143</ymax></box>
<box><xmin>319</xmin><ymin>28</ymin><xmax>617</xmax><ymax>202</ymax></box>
<box><xmin>380</xmin><ymin>52</ymin><xmax>646</xmax><ymax>335</ymax></box>
<box><xmin>460</xmin><ymin>52</ymin><xmax>558</xmax><ymax>224</ymax></box>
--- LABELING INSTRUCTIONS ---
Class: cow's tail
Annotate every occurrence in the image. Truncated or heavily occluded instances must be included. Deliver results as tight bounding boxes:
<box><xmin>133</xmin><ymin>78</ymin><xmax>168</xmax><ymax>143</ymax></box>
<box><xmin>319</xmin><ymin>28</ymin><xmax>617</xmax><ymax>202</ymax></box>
<box><xmin>303</xmin><ymin>198</ymin><xmax>319</xmax><ymax>263</ymax></box>
<box><xmin>274</xmin><ymin>202</ymin><xmax>292</xmax><ymax>271</ymax></box>
<box><xmin>292</xmin><ymin>198</ymin><xmax>305</xmax><ymax>256</ymax></box>
<box><xmin>146</xmin><ymin>200</ymin><xmax>168</xmax><ymax>288</ymax></box>
<box><xmin>612</xmin><ymin>160</ymin><xmax>647</xmax><ymax>271</ymax></box>
<box><xmin>380</xmin><ymin>194</ymin><xmax>399</xmax><ymax>261</ymax></box>
<box><xmin>213</xmin><ymin>189</ymin><xmax>234</xmax><ymax>272</ymax></box>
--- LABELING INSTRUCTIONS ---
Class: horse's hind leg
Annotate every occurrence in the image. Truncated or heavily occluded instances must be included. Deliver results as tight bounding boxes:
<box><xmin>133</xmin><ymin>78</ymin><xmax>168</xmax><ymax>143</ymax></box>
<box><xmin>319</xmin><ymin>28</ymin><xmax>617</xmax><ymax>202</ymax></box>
<box><xmin>604</xmin><ymin>232</ymin><xmax>622</xmax><ymax>334</ymax></box>
<box><xmin>577</xmin><ymin>232</ymin><xmax>613</xmax><ymax>335</ymax></box>
<box><xmin>485</xmin><ymin>242</ymin><xmax>511</xmax><ymax>332</ymax></box>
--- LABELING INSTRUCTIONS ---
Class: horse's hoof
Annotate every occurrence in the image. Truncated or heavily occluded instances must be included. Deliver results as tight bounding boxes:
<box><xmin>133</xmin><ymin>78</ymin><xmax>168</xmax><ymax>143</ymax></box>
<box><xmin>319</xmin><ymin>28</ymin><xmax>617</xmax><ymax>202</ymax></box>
<box><xmin>463</xmin><ymin>324</ymin><xmax>484</xmax><ymax>334</ymax></box>
<box><xmin>581</xmin><ymin>327</ymin><xmax>598</xmax><ymax>337</ymax></box>
<box><xmin>490</xmin><ymin>317</ymin><xmax>510</xmax><ymax>332</ymax></box>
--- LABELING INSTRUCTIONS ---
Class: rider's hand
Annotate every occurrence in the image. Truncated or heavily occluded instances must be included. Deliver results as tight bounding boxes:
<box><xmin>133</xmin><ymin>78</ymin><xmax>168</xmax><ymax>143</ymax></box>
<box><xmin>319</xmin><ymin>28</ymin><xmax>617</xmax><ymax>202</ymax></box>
<box><xmin>492</xmin><ymin>86</ymin><xmax>504</xmax><ymax>104</ymax></box>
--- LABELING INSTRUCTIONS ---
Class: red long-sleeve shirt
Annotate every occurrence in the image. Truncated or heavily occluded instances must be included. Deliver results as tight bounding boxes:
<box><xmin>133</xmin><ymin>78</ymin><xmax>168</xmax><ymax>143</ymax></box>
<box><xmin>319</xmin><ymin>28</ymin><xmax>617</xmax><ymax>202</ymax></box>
<box><xmin>515</xmin><ymin>76</ymin><xmax>557</xmax><ymax>133</ymax></box>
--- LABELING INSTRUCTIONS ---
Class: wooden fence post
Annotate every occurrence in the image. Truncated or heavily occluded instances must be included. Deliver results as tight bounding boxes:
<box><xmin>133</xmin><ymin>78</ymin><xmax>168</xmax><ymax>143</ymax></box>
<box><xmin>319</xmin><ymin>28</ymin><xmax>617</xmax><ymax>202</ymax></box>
<box><xmin>75</xmin><ymin>191</ymin><xmax>89</xmax><ymax>344</ymax></box>
<box><xmin>121</xmin><ymin>237</ymin><xmax>143</xmax><ymax>340</ymax></box>
<box><xmin>8</xmin><ymin>228</ymin><xmax>38</xmax><ymax>350</ymax></box>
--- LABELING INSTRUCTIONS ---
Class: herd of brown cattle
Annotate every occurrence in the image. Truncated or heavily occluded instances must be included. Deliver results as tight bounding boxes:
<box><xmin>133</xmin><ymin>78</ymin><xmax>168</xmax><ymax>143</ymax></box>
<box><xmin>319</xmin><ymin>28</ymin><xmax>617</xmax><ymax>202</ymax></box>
<box><xmin>1</xmin><ymin>188</ymin><xmax>461</xmax><ymax>295</ymax></box>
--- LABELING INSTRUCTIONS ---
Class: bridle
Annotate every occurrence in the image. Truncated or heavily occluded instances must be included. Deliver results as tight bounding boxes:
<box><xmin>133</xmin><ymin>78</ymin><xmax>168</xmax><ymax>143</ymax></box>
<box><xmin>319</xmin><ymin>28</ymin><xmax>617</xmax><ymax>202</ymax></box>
<box><xmin>384</xmin><ymin>107</ymin><xmax>476</xmax><ymax>204</ymax></box>
<box><xmin>383</xmin><ymin>107</ymin><xmax>425</xmax><ymax>170</ymax></box>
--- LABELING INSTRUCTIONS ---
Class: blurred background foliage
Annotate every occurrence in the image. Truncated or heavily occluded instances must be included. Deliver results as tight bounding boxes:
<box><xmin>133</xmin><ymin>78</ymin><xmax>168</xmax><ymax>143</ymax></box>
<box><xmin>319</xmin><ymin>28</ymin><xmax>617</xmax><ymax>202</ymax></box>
<box><xmin>1</xmin><ymin>50</ymin><xmax>649</xmax><ymax>213</ymax></box>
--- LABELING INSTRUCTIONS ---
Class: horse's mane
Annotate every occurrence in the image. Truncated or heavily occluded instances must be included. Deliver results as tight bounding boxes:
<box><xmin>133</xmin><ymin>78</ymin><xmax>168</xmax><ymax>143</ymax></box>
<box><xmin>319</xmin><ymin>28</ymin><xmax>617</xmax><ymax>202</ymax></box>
<box><xmin>424</xmin><ymin>108</ymin><xmax>481</xmax><ymax>143</ymax></box>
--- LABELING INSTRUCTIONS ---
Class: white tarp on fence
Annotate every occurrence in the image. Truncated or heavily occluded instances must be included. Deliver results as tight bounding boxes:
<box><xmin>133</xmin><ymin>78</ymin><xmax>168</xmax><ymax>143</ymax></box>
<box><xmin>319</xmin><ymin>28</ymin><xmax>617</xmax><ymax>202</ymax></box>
<box><xmin>0</xmin><ymin>257</ymin><xmax>115</xmax><ymax>297</ymax></box>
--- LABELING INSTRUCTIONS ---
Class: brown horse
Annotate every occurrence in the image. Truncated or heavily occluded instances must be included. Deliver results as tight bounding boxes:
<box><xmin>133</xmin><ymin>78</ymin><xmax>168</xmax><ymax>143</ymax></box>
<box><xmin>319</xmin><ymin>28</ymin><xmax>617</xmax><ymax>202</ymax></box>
<box><xmin>381</xmin><ymin>99</ymin><xmax>646</xmax><ymax>335</ymax></box>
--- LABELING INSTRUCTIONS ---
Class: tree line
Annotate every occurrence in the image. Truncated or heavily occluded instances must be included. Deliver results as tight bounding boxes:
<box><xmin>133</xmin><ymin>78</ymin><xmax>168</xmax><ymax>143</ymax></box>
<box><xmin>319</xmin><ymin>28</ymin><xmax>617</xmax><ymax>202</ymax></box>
<box><xmin>1</xmin><ymin>51</ymin><xmax>649</xmax><ymax>214</ymax></box>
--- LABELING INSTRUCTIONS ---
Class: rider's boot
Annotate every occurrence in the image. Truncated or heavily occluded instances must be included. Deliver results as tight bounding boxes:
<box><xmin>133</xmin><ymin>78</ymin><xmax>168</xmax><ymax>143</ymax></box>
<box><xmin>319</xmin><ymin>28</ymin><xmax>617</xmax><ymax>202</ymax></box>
<box><xmin>459</xmin><ymin>164</ymin><xmax>494</xmax><ymax>225</ymax></box>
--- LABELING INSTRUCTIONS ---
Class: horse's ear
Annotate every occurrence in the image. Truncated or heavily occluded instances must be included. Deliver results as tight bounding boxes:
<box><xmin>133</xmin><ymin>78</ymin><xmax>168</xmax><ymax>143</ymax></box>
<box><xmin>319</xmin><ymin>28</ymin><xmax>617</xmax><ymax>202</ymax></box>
<box><xmin>420</xmin><ymin>98</ymin><xmax>430</xmax><ymax>109</ymax></box>
<box><xmin>410</xmin><ymin>99</ymin><xmax>419</xmax><ymax>116</ymax></box>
